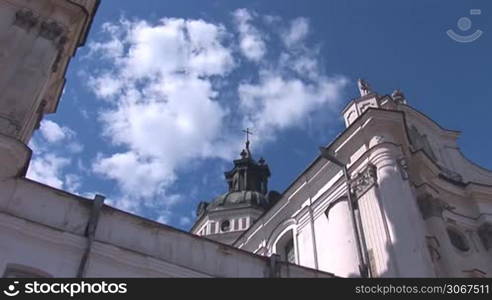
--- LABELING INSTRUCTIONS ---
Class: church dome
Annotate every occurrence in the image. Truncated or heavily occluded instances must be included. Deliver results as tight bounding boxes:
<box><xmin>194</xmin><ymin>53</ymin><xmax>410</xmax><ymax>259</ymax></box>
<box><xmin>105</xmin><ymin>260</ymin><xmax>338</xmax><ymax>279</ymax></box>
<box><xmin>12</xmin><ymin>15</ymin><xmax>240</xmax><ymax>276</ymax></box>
<box><xmin>206</xmin><ymin>190</ymin><xmax>269</xmax><ymax>212</ymax></box>
<box><xmin>194</xmin><ymin>134</ymin><xmax>276</xmax><ymax>219</ymax></box>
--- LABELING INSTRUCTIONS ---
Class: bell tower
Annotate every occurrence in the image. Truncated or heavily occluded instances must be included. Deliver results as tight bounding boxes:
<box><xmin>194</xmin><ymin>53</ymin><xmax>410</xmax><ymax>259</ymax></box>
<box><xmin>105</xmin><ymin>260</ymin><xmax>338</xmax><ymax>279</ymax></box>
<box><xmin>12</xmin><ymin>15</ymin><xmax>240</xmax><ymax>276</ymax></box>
<box><xmin>224</xmin><ymin>128</ymin><xmax>270</xmax><ymax>195</ymax></box>
<box><xmin>0</xmin><ymin>0</ymin><xmax>100</xmax><ymax>179</ymax></box>
<box><xmin>191</xmin><ymin>130</ymin><xmax>280</xmax><ymax>245</ymax></box>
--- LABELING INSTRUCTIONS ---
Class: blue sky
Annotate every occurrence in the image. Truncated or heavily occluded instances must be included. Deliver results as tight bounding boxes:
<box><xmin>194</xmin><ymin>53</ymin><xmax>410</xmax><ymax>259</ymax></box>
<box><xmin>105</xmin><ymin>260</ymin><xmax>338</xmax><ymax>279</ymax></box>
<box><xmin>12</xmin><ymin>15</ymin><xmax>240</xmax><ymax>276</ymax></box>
<box><xmin>27</xmin><ymin>0</ymin><xmax>492</xmax><ymax>230</ymax></box>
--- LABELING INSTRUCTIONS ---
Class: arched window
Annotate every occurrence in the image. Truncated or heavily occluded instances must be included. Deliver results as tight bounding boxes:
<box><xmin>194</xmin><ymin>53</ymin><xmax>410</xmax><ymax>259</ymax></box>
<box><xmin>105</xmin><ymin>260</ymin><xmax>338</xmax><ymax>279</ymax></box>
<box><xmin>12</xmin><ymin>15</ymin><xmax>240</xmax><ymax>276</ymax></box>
<box><xmin>3</xmin><ymin>264</ymin><xmax>52</xmax><ymax>278</ymax></box>
<box><xmin>274</xmin><ymin>229</ymin><xmax>296</xmax><ymax>264</ymax></box>
<box><xmin>324</xmin><ymin>196</ymin><xmax>348</xmax><ymax>220</ymax></box>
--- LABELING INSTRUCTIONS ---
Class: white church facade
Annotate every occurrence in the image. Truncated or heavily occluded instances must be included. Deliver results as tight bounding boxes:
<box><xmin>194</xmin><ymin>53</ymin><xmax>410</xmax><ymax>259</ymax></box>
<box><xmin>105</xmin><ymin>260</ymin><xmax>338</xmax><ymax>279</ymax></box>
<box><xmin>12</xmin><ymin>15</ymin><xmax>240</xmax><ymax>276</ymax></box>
<box><xmin>0</xmin><ymin>0</ymin><xmax>491</xmax><ymax>278</ymax></box>
<box><xmin>192</xmin><ymin>80</ymin><xmax>492</xmax><ymax>278</ymax></box>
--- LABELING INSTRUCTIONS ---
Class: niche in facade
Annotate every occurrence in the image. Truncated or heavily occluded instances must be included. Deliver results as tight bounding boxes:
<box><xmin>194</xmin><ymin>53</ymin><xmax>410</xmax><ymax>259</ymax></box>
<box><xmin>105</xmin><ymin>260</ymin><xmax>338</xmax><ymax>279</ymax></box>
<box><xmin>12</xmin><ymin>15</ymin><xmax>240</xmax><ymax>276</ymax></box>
<box><xmin>446</xmin><ymin>227</ymin><xmax>470</xmax><ymax>252</ymax></box>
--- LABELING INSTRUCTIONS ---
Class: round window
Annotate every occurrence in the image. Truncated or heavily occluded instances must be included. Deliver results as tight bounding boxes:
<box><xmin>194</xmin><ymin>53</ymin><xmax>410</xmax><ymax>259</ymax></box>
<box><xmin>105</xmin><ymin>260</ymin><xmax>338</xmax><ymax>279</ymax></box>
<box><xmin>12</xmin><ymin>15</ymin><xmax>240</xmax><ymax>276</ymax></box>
<box><xmin>221</xmin><ymin>220</ymin><xmax>231</xmax><ymax>232</ymax></box>
<box><xmin>447</xmin><ymin>228</ymin><xmax>469</xmax><ymax>252</ymax></box>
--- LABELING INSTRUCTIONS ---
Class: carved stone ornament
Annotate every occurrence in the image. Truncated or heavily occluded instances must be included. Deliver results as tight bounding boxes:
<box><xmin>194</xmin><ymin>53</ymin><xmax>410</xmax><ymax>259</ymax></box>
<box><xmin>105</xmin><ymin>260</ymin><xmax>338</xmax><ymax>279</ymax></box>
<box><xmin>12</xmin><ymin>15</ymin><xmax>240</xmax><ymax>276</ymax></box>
<box><xmin>426</xmin><ymin>236</ymin><xmax>441</xmax><ymax>262</ymax></box>
<box><xmin>368</xmin><ymin>136</ymin><xmax>383</xmax><ymax>149</ymax></box>
<box><xmin>397</xmin><ymin>157</ymin><xmax>409</xmax><ymax>180</ymax></box>
<box><xmin>360</xmin><ymin>102</ymin><xmax>372</xmax><ymax>113</ymax></box>
<box><xmin>13</xmin><ymin>9</ymin><xmax>39</xmax><ymax>31</ymax></box>
<box><xmin>350</xmin><ymin>164</ymin><xmax>378</xmax><ymax>199</ymax></box>
<box><xmin>39</xmin><ymin>20</ymin><xmax>64</xmax><ymax>41</ymax></box>
<box><xmin>391</xmin><ymin>89</ymin><xmax>406</xmax><ymax>104</ymax></box>
<box><xmin>440</xmin><ymin>167</ymin><xmax>463</xmax><ymax>183</ymax></box>
<box><xmin>417</xmin><ymin>194</ymin><xmax>444</xmax><ymax>220</ymax></box>
<box><xmin>357</xmin><ymin>78</ymin><xmax>372</xmax><ymax>97</ymax></box>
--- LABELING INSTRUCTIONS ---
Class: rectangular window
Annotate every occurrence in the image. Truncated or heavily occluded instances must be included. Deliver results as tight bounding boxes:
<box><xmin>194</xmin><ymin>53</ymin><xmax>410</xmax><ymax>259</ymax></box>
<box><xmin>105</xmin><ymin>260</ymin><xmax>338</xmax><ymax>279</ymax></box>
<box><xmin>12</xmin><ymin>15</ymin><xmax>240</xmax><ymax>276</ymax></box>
<box><xmin>241</xmin><ymin>218</ymin><xmax>247</xmax><ymax>229</ymax></box>
<box><xmin>233</xmin><ymin>219</ymin><xmax>239</xmax><ymax>231</ymax></box>
<box><xmin>210</xmin><ymin>222</ymin><xmax>216</xmax><ymax>234</ymax></box>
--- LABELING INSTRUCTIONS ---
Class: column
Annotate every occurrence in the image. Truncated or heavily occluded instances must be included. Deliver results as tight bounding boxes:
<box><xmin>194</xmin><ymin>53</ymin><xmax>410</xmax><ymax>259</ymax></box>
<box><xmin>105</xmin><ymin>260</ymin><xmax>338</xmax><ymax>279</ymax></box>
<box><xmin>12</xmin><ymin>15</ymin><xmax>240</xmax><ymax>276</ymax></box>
<box><xmin>367</xmin><ymin>134</ymin><xmax>434</xmax><ymax>277</ymax></box>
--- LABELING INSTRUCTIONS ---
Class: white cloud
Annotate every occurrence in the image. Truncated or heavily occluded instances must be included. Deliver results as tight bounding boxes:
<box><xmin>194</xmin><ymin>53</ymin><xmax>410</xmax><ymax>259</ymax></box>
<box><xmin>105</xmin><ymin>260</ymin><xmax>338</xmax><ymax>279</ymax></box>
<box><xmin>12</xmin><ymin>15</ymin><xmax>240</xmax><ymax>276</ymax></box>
<box><xmin>105</xmin><ymin>196</ymin><xmax>140</xmax><ymax>215</ymax></box>
<box><xmin>39</xmin><ymin>120</ymin><xmax>74</xmax><ymax>143</ymax></box>
<box><xmin>124</xmin><ymin>18</ymin><xmax>234</xmax><ymax>78</ymax></box>
<box><xmin>28</xmin><ymin>138</ymin><xmax>40</xmax><ymax>153</ymax></box>
<box><xmin>88</xmin><ymin>73</ymin><xmax>123</xmax><ymax>99</ymax></box>
<box><xmin>27</xmin><ymin>120</ymin><xmax>85</xmax><ymax>191</ymax></box>
<box><xmin>263</xmin><ymin>15</ymin><xmax>281</xmax><ymax>25</ymax></box>
<box><xmin>67</xmin><ymin>142</ymin><xmax>84</xmax><ymax>154</ymax></box>
<box><xmin>65</xmin><ymin>173</ymin><xmax>82</xmax><ymax>193</ymax></box>
<box><xmin>26</xmin><ymin>154</ymin><xmax>70</xmax><ymax>189</ymax></box>
<box><xmin>80</xmin><ymin>109</ymin><xmax>90</xmax><ymax>119</ymax></box>
<box><xmin>233</xmin><ymin>9</ymin><xmax>266</xmax><ymax>62</ymax></box>
<box><xmin>87</xmin><ymin>21</ymin><xmax>127</xmax><ymax>60</ymax></box>
<box><xmin>84</xmin><ymin>11</ymin><xmax>348</xmax><ymax>223</ymax></box>
<box><xmin>93</xmin><ymin>152</ymin><xmax>175</xmax><ymax>199</ymax></box>
<box><xmin>239</xmin><ymin>71</ymin><xmax>347</xmax><ymax>140</ymax></box>
<box><xmin>239</xmin><ymin>15</ymin><xmax>347</xmax><ymax>140</ymax></box>
<box><xmin>87</xmin><ymin>17</ymin><xmax>240</xmax><ymax>209</ymax></box>
<box><xmin>179</xmin><ymin>216</ymin><xmax>192</xmax><ymax>227</ymax></box>
<box><xmin>156</xmin><ymin>213</ymin><xmax>172</xmax><ymax>225</ymax></box>
<box><xmin>282</xmin><ymin>17</ymin><xmax>309</xmax><ymax>47</ymax></box>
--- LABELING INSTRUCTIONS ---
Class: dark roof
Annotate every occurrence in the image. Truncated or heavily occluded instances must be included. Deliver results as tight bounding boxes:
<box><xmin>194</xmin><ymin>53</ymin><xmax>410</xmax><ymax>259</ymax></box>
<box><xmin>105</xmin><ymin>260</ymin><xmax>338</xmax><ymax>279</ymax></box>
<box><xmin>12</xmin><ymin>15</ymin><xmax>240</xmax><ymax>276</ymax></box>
<box><xmin>207</xmin><ymin>190</ymin><xmax>269</xmax><ymax>212</ymax></box>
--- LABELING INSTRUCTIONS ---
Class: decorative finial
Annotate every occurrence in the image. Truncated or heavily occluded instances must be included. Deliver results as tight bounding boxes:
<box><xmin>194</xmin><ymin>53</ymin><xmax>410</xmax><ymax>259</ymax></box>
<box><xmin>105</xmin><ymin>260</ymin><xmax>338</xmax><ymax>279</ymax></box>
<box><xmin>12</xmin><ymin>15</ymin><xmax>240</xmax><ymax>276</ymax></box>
<box><xmin>391</xmin><ymin>89</ymin><xmax>406</xmax><ymax>104</ymax></box>
<box><xmin>242</xmin><ymin>128</ymin><xmax>253</xmax><ymax>154</ymax></box>
<box><xmin>357</xmin><ymin>78</ymin><xmax>372</xmax><ymax>97</ymax></box>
